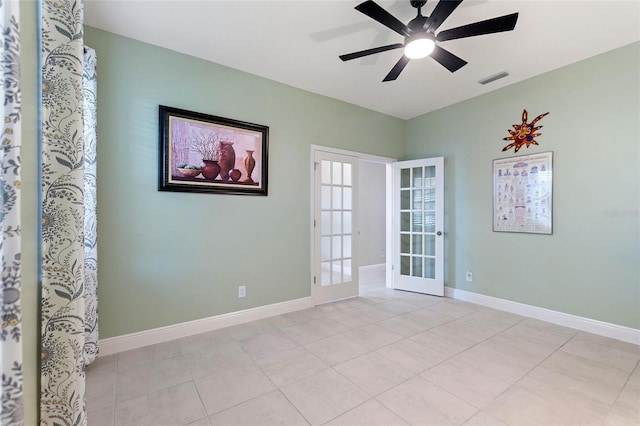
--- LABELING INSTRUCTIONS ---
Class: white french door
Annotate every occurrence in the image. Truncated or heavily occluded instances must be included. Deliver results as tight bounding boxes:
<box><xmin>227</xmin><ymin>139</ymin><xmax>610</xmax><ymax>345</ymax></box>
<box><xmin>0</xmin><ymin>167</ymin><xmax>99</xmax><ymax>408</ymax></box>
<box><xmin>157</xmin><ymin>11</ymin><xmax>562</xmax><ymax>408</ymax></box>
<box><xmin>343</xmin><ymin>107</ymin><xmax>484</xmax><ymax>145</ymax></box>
<box><xmin>312</xmin><ymin>150</ymin><xmax>358</xmax><ymax>304</ymax></box>
<box><xmin>392</xmin><ymin>157</ymin><xmax>444</xmax><ymax>296</ymax></box>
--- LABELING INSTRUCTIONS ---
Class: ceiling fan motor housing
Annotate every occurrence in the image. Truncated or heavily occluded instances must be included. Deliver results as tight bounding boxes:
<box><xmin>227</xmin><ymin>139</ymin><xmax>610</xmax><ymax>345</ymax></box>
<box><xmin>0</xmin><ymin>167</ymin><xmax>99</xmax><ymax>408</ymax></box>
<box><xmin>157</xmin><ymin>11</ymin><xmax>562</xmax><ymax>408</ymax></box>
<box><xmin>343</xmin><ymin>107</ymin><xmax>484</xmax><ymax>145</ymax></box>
<box><xmin>408</xmin><ymin>15</ymin><xmax>429</xmax><ymax>34</ymax></box>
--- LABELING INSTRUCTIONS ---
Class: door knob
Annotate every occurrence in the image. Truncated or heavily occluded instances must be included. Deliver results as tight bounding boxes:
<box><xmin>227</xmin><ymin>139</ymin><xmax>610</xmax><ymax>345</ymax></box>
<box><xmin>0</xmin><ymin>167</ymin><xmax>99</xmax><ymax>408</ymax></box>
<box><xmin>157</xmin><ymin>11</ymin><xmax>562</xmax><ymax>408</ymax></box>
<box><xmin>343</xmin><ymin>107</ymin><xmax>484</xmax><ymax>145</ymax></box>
<box><xmin>436</xmin><ymin>231</ymin><xmax>443</xmax><ymax>236</ymax></box>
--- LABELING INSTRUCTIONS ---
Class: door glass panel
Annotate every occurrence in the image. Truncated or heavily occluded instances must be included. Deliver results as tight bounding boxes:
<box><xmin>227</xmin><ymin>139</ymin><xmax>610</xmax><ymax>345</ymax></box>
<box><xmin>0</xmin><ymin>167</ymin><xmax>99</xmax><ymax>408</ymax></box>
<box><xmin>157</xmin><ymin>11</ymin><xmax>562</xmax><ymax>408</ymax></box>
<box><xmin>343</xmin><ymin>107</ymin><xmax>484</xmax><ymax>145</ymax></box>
<box><xmin>332</xmin><ymin>162</ymin><xmax>342</xmax><ymax>185</ymax></box>
<box><xmin>401</xmin><ymin>190</ymin><xmax>410</xmax><ymax>210</ymax></box>
<box><xmin>424</xmin><ymin>212</ymin><xmax>436</xmax><ymax>233</ymax></box>
<box><xmin>412</xmin><ymin>211</ymin><xmax>423</xmax><ymax>232</ymax></box>
<box><xmin>343</xmin><ymin>211</ymin><xmax>352</xmax><ymax>234</ymax></box>
<box><xmin>321</xmin><ymin>160</ymin><xmax>331</xmax><ymax>184</ymax></box>
<box><xmin>401</xmin><ymin>168</ymin><xmax>410</xmax><ymax>188</ymax></box>
<box><xmin>321</xmin><ymin>186</ymin><xmax>331</xmax><ymax>209</ymax></box>
<box><xmin>400</xmin><ymin>234</ymin><xmax>410</xmax><ymax>254</ymax></box>
<box><xmin>343</xmin><ymin>259</ymin><xmax>352</xmax><ymax>281</ymax></box>
<box><xmin>400</xmin><ymin>255</ymin><xmax>410</xmax><ymax>275</ymax></box>
<box><xmin>343</xmin><ymin>164</ymin><xmax>352</xmax><ymax>186</ymax></box>
<box><xmin>332</xmin><ymin>260</ymin><xmax>342</xmax><ymax>284</ymax></box>
<box><xmin>412</xmin><ymin>234</ymin><xmax>422</xmax><ymax>255</ymax></box>
<box><xmin>321</xmin><ymin>261</ymin><xmax>331</xmax><ymax>285</ymax></box>
<box><xmin>343</xmin><ymin>236</ymin><xmax>352</xmax><ymax>258</ymax></box>
<box><xmin>332</xmin><ymin>187</ymin><xmax>342</xmax><ymax>209</ymax></box>
<box><xmin>343</xmin><ymin>187</ymin><xmax>352</xmax><ymax>210</ymax></box>
<box><xmin>332</xmin><ymin>212</ymin><xmax>342</xmax><ymax>234</ymax></box>
<box><xmin>424</xmin><ymin>234</ymin><xmax>435</xmax><ymax>256</ymax></box>
<box><xmin>321</xmin><ymin>211</ymin><xmax>330</xmax><ymax>235</ymax></box>
<box><xmin>401</xmin><ymin>212</ymin><xmax>410</xmax><ymax>232</ymax></box>
<box><xmin>412</xmin><ymin>189</ymin><xmax>422</xmax><ymax>210</ymax></box>
<box><xmin>424</xmin><ymin>257</ymin><xmax>435</xmax><ymax>279</ymax></box>
<box><xmin>424</xmin><ymin>165</ymin><xmax>435</xmax><ymax>179</ymax></box>
<box><xmin>425</xmin><ymin>187</ymin><xmax>435</xmax><ymax>209</ymax></box>
<box><xmin>425</xmin><ymin>187</ymin><xmax>436</xmax><ymax>201</ymax></box>
<box><xmin>412</xmin><ymin>256</ymin><xmax>422</xmax><ymax>277</ymax></box>
<box><xmin>321</xmin><ymin>237</ymin><xmax>331</xmax><ymax>261</ymax></box>
<box><xmin>332</xmin><ymin>235</ymin><xmax>341</xmax><ymax>258</ymax></box>
<box><xmin>412</xmin><ymin>167</ymin><xmax>422</xmax><ymax>187</ymax></box>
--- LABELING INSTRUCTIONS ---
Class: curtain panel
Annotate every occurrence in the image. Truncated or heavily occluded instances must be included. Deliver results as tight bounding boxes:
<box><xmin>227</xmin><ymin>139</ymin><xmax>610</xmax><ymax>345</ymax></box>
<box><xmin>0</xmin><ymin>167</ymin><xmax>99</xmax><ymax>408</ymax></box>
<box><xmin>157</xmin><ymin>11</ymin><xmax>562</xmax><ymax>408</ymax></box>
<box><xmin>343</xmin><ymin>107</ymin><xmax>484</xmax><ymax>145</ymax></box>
<box><xmin>0</xmin><ymin>0</ymin><xmax>24</xmax><ymax>424</ymax></box>
<box><xmin>82</xmin><ymin>47</ymin><xmax>98</xmax><ymax>365</ymax></box>
<box><xmin>40</xmin><ymin>0</ymin><xmax>97</xmax><ymax>424</ymax></box>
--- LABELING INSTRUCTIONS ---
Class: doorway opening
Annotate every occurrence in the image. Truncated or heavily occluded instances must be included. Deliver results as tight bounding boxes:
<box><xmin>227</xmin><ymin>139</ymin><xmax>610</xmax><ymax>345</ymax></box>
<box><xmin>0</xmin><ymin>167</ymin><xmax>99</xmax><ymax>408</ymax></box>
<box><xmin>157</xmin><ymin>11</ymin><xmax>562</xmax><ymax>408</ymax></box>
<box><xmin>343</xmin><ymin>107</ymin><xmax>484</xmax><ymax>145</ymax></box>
<box><xmin>310</xmin><ymin>145</ymin><xmax>395</xmax><ymax>305</ymax></box>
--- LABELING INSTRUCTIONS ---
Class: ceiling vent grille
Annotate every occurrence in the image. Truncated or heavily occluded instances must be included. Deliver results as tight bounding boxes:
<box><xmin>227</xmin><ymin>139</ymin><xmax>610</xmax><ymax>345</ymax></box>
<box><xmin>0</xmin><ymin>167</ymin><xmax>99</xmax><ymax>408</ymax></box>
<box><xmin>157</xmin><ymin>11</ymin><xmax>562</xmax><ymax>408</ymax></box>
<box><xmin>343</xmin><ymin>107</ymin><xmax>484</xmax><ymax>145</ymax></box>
<box><xmin>478</xmin><ymin>71</ymin><xmax>509</xmax><ymax>85</ymax></box>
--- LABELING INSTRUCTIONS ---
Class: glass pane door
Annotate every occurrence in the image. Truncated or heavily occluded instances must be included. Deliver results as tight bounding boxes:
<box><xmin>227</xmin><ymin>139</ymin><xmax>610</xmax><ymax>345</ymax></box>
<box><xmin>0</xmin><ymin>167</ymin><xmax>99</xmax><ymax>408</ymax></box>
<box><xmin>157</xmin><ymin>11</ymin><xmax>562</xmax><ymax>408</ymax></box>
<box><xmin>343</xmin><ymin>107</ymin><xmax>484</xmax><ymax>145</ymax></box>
<box><xmin>393</xmin><ymin>157</ymin><xmax>444</xmax><ymax>296</ymax></box>
<box><xmin>314</xmin><ymin>150</ymin><xmax>358</xmax><ymax>304</ymax></box>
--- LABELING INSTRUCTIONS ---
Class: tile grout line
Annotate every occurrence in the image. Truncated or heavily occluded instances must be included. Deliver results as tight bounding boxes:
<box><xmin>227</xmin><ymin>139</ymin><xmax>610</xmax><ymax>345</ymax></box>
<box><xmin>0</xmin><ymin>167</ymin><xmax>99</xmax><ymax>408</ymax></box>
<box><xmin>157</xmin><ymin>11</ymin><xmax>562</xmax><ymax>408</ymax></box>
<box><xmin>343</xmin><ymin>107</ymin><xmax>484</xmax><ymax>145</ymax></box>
<box><xmin>180</xmin><ymin>340</ymin><xmax>211</xmax><ymax>425</ymax></box>
<box><xmin>600</xmin><ymin>352</ymin><xmax>640</xmax><ymax>420</ymax></box>
<box><xmin>111</xmin><ymin>353</ymin><xmax>118</xmax><ymax>426</ymax></box>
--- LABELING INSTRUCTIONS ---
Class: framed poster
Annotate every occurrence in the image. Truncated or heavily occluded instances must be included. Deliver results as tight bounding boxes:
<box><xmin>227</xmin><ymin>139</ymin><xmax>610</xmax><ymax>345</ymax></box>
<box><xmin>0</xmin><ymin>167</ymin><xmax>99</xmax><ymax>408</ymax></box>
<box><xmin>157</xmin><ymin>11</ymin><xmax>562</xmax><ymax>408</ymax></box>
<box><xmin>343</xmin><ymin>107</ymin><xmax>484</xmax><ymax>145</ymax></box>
<box><xmin>159</xmin><ymin>105</ymin><xmax>268</xmax><ymax>195</ymax></box>
<box><xmin>493</xmin><ymin>151</ymin><xmax>553</xmax><ymax>234</ymax></box>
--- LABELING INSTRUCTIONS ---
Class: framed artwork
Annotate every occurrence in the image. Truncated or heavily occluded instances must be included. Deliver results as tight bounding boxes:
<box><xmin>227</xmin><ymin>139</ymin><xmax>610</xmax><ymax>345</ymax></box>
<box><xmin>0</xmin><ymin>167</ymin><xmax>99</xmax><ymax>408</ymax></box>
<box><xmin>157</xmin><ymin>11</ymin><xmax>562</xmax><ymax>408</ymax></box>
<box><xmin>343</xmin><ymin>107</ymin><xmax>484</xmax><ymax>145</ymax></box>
<box><xmin>159</xmin><ymin>105</ymin><xmax>268</xmax><ymax>195</ymax></box>
<box><xmin>493</xmin><ymin>151</ymin><xmax>553</xmax><ymax>234</ymax></box>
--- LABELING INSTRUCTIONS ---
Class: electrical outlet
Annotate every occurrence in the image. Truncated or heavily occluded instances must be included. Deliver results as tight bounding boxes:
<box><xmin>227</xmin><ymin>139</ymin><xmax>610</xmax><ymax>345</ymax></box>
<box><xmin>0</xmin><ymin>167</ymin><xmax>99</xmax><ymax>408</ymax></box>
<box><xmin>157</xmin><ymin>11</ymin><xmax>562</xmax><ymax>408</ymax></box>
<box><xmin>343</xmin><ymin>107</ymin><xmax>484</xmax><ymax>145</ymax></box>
<box><xmin>466</xmin><ymin>272</ymin><xmax>473</xmax><ymax>282</ymax></box>
<box><xmin>238</xmin><ymin>285</ymin><xmax>246</xmax><ymax>298</ymax></box>
<box><xmin>381</xmin><ymin>249</ymin><xmax>386</xmax><ymax>258</ymax></box>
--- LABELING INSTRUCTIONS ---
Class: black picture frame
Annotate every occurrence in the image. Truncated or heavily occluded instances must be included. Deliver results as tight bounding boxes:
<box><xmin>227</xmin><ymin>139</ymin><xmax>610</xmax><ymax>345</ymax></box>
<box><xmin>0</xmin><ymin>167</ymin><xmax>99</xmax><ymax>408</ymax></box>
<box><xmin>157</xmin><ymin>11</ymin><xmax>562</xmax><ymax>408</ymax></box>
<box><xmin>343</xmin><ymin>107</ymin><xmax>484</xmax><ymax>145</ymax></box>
<box><xmin>159</xmin><ymin>105</ymin><xmax>268</xmax><ymax>195</ymax></box>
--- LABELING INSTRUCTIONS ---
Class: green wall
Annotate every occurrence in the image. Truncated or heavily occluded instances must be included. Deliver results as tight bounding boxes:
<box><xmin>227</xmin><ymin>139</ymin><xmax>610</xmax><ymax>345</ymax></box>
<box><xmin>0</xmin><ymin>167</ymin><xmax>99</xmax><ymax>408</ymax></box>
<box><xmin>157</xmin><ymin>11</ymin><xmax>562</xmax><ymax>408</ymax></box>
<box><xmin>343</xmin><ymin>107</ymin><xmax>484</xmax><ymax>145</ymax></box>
<box><xmin>405</xmin><ymin>42</ymin><xmax>640</xmax><ymax>329</ymax></box>
<box><xmin>83</xmin><ymin>27</ymin><xmax>406</xmax><ymax>338</ymax></box>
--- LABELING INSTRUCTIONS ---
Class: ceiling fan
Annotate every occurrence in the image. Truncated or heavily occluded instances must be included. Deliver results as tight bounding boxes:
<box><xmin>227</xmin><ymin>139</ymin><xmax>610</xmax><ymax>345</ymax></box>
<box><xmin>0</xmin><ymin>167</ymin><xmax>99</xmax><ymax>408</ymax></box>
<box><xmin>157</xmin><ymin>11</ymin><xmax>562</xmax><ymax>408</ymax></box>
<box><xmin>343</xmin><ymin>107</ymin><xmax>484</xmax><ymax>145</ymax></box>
<box><xmin>339</xmin><ymin>0</ymin><xmax>519</xmax><ymax>81</ymax></box>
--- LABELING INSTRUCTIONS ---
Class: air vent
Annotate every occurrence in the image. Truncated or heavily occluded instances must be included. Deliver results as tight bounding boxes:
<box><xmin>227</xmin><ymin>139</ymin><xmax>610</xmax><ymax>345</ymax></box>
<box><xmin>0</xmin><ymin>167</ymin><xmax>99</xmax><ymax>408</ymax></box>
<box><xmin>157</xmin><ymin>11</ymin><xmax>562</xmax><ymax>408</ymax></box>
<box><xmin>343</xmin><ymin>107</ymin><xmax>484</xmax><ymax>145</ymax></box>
<box><xmin>478</xmin><ymin>71</ymin><xmax>509</xmax><ymax>85</ymax></box>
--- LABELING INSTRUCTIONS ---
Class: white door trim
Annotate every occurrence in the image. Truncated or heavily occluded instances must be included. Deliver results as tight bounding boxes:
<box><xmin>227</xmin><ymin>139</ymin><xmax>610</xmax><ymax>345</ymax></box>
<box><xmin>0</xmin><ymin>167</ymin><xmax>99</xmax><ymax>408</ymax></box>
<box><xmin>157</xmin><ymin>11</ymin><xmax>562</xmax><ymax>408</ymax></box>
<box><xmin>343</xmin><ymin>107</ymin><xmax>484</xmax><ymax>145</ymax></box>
<box><xmin>310</xmin><ymin>145</ymin><xmax>396</xmax><ymax>165</ymax></box>
<box><xmin>310</xmin><ymin>145</ymin><xmax>396</xmax><ymax>305</ymax></box>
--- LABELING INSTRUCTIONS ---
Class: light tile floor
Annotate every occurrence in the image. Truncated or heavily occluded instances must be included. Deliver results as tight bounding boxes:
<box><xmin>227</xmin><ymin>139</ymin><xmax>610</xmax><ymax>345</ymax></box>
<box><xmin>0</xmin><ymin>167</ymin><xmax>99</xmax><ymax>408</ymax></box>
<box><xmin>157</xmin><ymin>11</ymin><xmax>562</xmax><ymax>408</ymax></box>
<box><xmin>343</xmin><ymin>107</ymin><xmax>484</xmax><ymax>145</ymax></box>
<box><xmin>87</xmin><ymin>269</ymin><xmax>640</xmax><ymax>425</ymax></box>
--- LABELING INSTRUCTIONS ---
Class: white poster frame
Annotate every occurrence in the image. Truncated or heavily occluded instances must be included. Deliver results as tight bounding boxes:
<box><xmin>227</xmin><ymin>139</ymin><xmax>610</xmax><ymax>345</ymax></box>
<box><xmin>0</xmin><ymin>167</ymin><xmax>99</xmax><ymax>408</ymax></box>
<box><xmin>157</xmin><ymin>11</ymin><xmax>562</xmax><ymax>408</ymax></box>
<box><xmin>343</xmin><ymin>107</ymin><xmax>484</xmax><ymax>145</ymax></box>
<box><xmin>493</xmin><ymin>151</ymin><xmax>553</xmax><ymax>234</ymax></box>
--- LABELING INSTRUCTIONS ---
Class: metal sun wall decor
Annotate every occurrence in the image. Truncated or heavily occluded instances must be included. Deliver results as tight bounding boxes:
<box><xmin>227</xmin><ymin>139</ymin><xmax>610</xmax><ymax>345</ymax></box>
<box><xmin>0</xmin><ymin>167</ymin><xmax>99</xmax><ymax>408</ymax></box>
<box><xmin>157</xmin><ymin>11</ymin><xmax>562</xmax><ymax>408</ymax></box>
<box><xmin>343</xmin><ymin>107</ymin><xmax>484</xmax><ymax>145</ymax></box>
<box><xmin>502</xmin><ymin>109</ymin><xmax>549</xmax><ymax>153</ymax></box>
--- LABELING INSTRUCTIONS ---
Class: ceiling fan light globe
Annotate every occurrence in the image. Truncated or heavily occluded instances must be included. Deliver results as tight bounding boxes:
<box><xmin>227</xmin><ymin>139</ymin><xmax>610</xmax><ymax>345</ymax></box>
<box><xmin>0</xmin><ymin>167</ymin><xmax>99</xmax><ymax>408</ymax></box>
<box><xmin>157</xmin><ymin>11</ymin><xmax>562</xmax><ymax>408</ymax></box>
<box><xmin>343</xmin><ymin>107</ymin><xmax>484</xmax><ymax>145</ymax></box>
<box><xmin>404</xmin><ymin>38</ymin><xmax>435</xmax><ymax>59</ymax></box>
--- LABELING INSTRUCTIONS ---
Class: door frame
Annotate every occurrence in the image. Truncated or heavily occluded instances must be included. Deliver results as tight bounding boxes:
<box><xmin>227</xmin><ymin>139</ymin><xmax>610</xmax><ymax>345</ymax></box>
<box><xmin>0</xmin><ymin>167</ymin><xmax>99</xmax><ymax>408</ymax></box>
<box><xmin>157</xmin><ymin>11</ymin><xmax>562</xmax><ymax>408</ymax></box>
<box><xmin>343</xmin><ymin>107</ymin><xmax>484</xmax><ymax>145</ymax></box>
<box><xmin>310</xmin><ymin>145</ymin><xmax>395</xmax><ymax>305</ymax></box>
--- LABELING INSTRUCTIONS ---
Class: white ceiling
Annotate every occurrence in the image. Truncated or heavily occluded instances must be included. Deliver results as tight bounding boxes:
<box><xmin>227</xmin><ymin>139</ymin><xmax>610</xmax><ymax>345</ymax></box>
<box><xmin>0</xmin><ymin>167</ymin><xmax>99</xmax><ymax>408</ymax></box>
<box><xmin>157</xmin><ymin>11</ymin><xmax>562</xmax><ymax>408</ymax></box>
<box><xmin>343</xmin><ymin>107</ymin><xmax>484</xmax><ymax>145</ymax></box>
<box><xmin>84</xmin><ymin>0</ymin><xmax>640</xmax><ymax>119</ymax></box>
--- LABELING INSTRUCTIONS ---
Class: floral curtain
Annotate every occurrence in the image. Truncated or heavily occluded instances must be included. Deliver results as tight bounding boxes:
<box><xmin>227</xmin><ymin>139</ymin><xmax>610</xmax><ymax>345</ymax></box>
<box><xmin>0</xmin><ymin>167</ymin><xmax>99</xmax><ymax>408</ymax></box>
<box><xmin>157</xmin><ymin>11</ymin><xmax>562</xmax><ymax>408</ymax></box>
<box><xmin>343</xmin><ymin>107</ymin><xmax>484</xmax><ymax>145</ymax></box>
<box><xmin>82</xmin><ymin>47</ymin><xmax>98</xmax><ymax>365</ymax></box>
<box><xmin>0</xmin><ymin>0</ymin><xmax>23</xmax><ymax>424</ymax></box>
<box><xmin>40</xmin><ymin>0</ymin><xmax>98</xmax><ymax>424</ymax></box>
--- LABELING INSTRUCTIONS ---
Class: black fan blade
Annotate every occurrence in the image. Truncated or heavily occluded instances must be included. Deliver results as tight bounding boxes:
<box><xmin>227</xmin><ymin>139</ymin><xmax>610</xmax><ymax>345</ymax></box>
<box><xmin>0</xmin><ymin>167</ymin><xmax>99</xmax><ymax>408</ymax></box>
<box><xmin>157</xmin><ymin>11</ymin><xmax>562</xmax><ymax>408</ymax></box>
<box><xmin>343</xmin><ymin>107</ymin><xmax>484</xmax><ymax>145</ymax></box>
<box><xmin>436</xmin><ymin>12</ymin><xmax>519</xmax><ymax>42</ymax></box>
<box><xmin>383</xmin><ymin>55</ymin><xmax>411</xmax><ymax>81</ymax></box>
<box><xmin>340</xmin><ymin>43</ymin><xmax>404</xmax><ymax>61</ymax></box>
<box><xmin>424</xmin><ymin>0</ymin><xmax>463</xmax><ymax>33</ymax></box>
<box><xmin>430</xmin><ymin>45</ymin><xmax>467</xmax><ymax>72</ymax></box>
<box><xmin>355</xmin><ymin>0</ymin><xmax>410</xmax><ymax>37</ymax></box>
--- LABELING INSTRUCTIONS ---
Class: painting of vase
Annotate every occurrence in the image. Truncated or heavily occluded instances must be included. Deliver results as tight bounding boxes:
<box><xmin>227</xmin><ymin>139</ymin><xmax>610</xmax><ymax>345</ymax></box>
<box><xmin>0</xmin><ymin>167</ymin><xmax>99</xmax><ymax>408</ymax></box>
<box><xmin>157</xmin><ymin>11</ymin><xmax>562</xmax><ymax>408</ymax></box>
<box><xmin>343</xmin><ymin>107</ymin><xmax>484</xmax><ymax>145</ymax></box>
<box><xmin>218</xmin><ymin>141</ymin><xmax>236</xmax><ymax>181</ymax></box>
<box><xmin>244</xmin><ymin>150</ymin><xmax>256</xmax><ymax>183</ymax></box>
<box><xmin>159</xmin><ymin>105</ymin><xmax>269</xmax><ymax>195</ymax></box>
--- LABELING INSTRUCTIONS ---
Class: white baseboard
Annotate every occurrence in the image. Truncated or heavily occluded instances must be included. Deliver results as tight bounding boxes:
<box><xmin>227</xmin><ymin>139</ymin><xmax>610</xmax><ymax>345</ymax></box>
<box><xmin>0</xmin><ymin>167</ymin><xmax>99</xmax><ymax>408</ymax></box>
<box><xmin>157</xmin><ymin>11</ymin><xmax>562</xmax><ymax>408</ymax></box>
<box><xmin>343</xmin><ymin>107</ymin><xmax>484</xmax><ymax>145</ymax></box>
<box><xmin>98</xmin><ymin>297</ymin><xmax>313</xmax><ymax>356</ymax></box>
<box><xmin>445</xmin><ymin>287</ymin><xmax>640</xmax><ymax>345</ymax></box>
<box><xmin>99</xmin><ymin>287</ymin><xmax>639</xmax><ymax>356</ymax></box>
